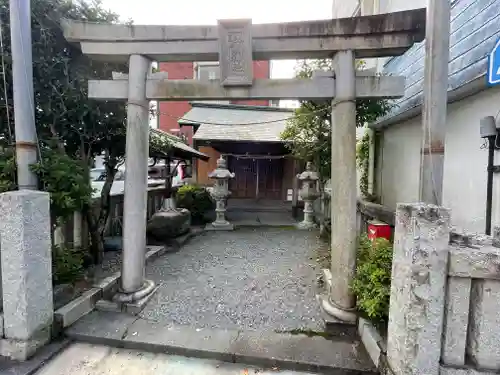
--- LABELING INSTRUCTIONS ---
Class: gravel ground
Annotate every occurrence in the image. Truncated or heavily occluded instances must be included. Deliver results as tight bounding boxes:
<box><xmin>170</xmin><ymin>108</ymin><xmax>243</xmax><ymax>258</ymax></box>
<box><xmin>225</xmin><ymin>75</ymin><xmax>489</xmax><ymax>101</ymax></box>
<box><xmin>140</xmin><ymin>228</ymin><xmax>327</xmax><ymax>332</ymax></box>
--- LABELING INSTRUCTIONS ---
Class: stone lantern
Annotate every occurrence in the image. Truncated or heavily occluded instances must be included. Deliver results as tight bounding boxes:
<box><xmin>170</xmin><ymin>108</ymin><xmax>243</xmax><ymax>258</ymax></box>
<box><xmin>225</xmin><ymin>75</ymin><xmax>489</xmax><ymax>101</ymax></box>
<box><xmin>206</xmin><ymin>156</ymin><xmax>235</xmax><ymax>230</ymax></box>
<box><xmin>297</xmin><ymin>162</ymin><xmax>320</xmax><ymax>229</ymax></box>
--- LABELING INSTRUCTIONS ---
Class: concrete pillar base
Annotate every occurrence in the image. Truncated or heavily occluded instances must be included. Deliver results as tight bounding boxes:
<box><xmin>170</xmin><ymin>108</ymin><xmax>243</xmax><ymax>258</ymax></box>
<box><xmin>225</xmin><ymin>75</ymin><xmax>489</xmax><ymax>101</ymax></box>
<box><xmin>205</xmin><ymin>222</ymin><xmax>234</xmax><ymax>231</ymax></box>
<box><xmin>320</xmin><ymin>294</ymin><xmax>357</xmax><ymax>324</ymax></box>
<box><xmin>102</xmin><ymin>279</ymin><xmax>159</xmax><ymax>315</ymax></box>
<box><xmin>296</xmin><ymin>221</ymin><xmax>318</xmax><ymax>230</ymax></box>
<box><xmin>0</xmin><ymin>328</ymin><xmax>50</xmax><ymax>361</ymax></box>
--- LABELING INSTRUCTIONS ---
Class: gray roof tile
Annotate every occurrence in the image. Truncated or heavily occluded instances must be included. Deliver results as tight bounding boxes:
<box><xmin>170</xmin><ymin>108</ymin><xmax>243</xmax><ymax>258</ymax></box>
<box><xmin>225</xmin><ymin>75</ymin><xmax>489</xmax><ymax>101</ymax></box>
<box><xmin>184</xmin><ymin>105</ymin><xmax>294</xmax><ymax>142</ymax></box>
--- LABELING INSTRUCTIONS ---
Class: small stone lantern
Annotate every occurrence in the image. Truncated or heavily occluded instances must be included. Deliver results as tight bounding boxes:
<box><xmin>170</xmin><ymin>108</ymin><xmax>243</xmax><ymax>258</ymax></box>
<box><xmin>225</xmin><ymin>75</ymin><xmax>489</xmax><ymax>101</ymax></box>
<box><xmin>206</xmin><ymin>156</ymin><xmax>235</xmax><ymax>231</ymax></box>
<box><xmin>297</xmin><ymin>162</ymin><xmax>320</xmax><ymax>229</ymax></box>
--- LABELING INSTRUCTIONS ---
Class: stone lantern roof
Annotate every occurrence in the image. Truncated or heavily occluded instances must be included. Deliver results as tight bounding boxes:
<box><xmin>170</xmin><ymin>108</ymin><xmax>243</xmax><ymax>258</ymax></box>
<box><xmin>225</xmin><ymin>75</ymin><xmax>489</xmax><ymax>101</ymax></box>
<box><xmin>297</xmin><ymin>162</ymin><xmax>319</xmax><ymax>182</ymax></box>
<box><xmin>208</xmin><ymin>156</ymin><xmax>235</xmax><ymax>180</ymax></box>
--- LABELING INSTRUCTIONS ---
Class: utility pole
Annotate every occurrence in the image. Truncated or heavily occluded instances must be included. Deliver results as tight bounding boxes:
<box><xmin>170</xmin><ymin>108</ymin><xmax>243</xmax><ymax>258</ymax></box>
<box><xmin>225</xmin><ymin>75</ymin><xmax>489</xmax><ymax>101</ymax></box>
<box><xmin>419</xmin><ymin>0</ymin><xmax>451</xmax><ymax>204</ymax></box>
<box><xmin>9</xmin><ymin>0</ymin><xmax>38</xmax><ymax>190</ymax></box>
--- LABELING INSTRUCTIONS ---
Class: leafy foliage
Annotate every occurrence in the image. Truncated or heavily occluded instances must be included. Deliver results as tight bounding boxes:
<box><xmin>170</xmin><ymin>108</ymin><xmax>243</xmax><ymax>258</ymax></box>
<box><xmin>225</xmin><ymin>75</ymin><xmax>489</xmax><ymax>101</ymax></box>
<box><xmin>30</xmin><ymin>148</ymin><xmax>93</xmax><ymax>221</ymax></box>
<box><xmin>52</xmin><ymin>245</ymin><xmax>85</xmax><ymax>285</ymax></box>
<box><xmin>0</xmin><ymin>147</ymin><xmax>16</xmax><ymax>193</ymax></box>
<box><xmin>0</xmin><ymin>0</ymin><xmax>129</xmax><ymax>156</ymax></box>
<box><xmin>150</xmin><ymin>130</ymin><xmax>173</xmax><ymax>158</ymax></box>
<box><xmin>175</xmin><ymin>184</ymin><xmax>215</xmax><ymax>224</ymax></box>
<box><xmin>281</xmin><ymin>59</ymin><xmax>392</xmax><ymax>181</ymax></box>
<box><xmin>351</xmin><ymin>235</ymin><xmax>393</xmax><ymax>322</ymax></box>
<box><xmin>0</xmin><ymin>0</ymin><xmax>133</xmax><ymax>262</ymax></box>
<box><xmin>356</xmin><ymin>132</ymin><xmax>371</xmax><ymax>200</ymax></box>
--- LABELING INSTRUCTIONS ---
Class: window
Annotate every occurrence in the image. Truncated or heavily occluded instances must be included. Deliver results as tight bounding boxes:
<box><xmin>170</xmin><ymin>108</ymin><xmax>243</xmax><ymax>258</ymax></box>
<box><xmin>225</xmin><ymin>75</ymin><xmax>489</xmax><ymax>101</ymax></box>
<box><xmin>197</xmin><ymin>63</ymin><xmax>220</xmax><ymax>81</ymax></box>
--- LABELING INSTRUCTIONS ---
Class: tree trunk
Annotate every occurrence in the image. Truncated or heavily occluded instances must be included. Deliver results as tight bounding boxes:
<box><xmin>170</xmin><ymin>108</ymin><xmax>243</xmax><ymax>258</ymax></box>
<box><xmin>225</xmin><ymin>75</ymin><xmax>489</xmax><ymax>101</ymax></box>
<box><xmin>84</xmin><ymin>154</ymin><xmax>118</xmax><ymax>264</ymax></box>
<box><xmin>85</xmin><ymin>209</ymin><xmax>105</xmax><ymax>264</ymax></box>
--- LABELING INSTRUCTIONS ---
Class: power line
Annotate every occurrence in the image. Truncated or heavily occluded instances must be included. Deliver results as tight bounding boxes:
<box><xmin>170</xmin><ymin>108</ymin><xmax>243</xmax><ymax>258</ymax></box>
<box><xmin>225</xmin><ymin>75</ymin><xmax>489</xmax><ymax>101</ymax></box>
<box><xmin>137</xmin><ymin>100</ymin><xmax>353</xmax><ymax>127</ymax></box>
<box><xmin>0</xmin><ymin>17</ymin><xmax>12</xmax><ymax>143</ymax></box>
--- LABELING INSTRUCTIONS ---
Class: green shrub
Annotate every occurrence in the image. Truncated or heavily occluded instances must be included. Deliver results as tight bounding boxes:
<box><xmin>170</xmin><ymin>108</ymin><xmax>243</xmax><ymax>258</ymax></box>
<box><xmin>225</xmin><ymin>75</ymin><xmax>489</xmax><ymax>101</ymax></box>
<box><xmin>52</xmin><ymin>245</ymin><xmax>85</xmax><ymax>285</ymax></box>
<box><xmin>175</xmin><ymin>184</ymin><xmax>215</xmax><ymax>223</ymax></box>
<box><xmin>351</xmin><ymin>234</ymin><xmax>393</xmax><ymax>322</ymax></box>
<box><xmin>0</xmin><ymin>148</ymin><xmax>16</xmax><ymax>193</ymax></box>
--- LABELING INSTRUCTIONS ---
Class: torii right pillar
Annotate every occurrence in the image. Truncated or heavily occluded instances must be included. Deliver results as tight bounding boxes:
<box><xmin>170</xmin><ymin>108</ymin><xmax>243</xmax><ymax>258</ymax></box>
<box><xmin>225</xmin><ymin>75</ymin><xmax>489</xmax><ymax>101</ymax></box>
<box><xmin>321</xmin><ymin>50</ymin><xmax>358</xmax><ymax>324</ymax></box>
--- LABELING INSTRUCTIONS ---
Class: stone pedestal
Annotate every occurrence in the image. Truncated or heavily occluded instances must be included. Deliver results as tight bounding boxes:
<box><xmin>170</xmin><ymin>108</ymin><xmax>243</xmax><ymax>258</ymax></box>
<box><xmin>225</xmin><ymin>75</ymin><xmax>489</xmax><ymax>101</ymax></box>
<box><xmin>297</xmin><ymin>162</ymin><xmax>320</xmax><ymax>230</ymax></box>
<box><xmin>205</xmin><ymin>157</ymin><xmax>235</xmax><ymax>231</ymax></box>
<box><xmin>0</xmin><ymin>191</ymin><xmax>53</xmax><ymax>360</ymax></box>
<box><xmin>386</xmin><ymin>203</ymin><xmax>450</xmax><ymax>375</ymax></box>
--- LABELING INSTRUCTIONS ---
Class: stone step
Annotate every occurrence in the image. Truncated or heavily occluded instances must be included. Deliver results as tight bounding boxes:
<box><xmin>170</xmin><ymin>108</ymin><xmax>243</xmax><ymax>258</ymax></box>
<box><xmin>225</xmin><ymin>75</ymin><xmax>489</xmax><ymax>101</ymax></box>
<box><xmin>66</xmin><ymin>311</ymin><xmax>376</xmax><ymax>375</ymax></box>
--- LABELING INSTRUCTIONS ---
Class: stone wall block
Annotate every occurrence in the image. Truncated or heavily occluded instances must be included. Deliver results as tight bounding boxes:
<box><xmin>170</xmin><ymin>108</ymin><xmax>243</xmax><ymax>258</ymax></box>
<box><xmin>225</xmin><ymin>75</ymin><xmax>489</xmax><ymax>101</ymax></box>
<box><xmin>0</xmin><ymin>191</ymin><xmax>53</xmax><ymax>341</ymax></box>
<box><xmin>442</xmin><ymin>276</ymin><xmax>471</xmax><ymax>366</ymax></box>
<box><xmin>387</xmin><ymin>203</ymin><xmax>450</xmax><ymax>375</ymax></box>
<box><xmin>467</xmin><ymin>279</ymin><xmax>500</xmax><ymax>371</ymax></box>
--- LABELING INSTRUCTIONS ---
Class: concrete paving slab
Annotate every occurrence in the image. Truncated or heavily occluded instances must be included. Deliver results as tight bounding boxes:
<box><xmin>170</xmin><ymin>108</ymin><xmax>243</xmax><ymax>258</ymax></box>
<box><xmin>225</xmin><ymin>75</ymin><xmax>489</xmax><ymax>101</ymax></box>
<box><xmin>65</xmin><ymin>311</ymin><xmax>137</xmax><ymax>344</ymax></box>
<box><xmin>65</xmin><ymin>312</ymin><xmax>375</xmax><ymax>374</ymax></box>
<box><xmin>0</xmin><ymin>340</ymin><xmax>70</xmax><ymax>375</ymax></box>
<box><xmin>231</xmin><ymin>330</ymin><xmax>376</xmax><ymax>374</ymax></box>
<box><xmin>34</xmin><ymin>342</ymin><xmax>318</xmax><ymax>375</ymax></box>
<box><xmin>124</xmin><ymin>318</ymin><xmax>238</xmax><ymax>362</ymax></box>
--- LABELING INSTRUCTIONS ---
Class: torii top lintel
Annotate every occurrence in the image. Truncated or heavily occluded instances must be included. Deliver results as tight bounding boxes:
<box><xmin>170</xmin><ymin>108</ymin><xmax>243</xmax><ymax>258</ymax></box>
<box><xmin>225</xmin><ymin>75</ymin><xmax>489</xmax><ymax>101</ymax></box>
<box><xmin>62</xmin><ymin>8</ymin><xmax>426</xmax><ymax>64</ymax></box>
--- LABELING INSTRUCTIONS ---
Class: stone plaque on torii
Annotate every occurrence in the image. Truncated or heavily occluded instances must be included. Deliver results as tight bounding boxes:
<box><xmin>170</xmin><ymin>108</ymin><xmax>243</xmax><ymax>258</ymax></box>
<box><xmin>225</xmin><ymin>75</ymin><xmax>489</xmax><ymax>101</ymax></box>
<box><xmin>62</xmin><ymin>9</ymin><xmax>426</xmax><ymax>323</ymax></box>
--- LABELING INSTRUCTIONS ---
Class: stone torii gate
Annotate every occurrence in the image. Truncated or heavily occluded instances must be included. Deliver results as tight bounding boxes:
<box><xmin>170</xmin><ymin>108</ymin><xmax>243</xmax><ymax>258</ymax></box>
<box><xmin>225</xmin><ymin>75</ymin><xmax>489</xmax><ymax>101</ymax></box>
<box><xmin>63</xmin><ymin>9</ymin><xmax>425</xmax><ymax>322</ymax></box>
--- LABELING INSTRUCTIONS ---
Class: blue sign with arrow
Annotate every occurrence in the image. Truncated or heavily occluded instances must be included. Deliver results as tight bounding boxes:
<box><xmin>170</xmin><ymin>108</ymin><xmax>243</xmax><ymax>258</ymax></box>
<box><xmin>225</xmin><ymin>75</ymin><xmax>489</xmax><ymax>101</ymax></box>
<box><xmin>488</xmin><ymin>38</ymin><xmax>500</xmax><ymax>86</ymax></box>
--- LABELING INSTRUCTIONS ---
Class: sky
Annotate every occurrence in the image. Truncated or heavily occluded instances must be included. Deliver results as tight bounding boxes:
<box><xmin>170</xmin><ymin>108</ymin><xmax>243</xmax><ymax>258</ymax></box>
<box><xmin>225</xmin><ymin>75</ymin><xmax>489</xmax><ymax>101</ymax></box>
<box><xmin>99</xmin><ymin>0</ymin><xmax>334</xmax><ymax>80</ymax></box>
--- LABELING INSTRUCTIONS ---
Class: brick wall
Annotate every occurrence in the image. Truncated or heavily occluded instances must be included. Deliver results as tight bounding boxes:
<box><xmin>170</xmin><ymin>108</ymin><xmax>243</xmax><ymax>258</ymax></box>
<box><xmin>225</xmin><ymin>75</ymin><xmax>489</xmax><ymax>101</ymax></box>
<box><xmin>158</xmin><ymin>62</ymin><xmax>194</xmax><ymax>144</ymax></box>
<box><xmin>158</xmin><ymin>60</ymin><xmax>271</xmax><ymax>145</ymax></box>
<box><xmin>196</xmin><ymin>146</ymin><xmax>220</xmax><ymax>185</ymax></box>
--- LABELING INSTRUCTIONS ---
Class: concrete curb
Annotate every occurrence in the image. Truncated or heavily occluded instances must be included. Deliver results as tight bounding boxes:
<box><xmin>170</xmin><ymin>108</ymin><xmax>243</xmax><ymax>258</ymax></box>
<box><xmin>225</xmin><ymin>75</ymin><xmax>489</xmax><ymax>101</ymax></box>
<box><xmin>65</xmin><ymin>311</ymin><xmax>377</xmax><ymax>375</ymax></box>
<box><xmin>53</xmin><ymin>245</ymin><xmax>165</xmax><ymax>333</ymax></box>
<box><xmin>357</xmin><ymin>318</ymin><xmax>386</xmax><ymax>368</ymax></box>
<box><xmin>234</xmin><ymin>223</ymin><xmax>298</xmax><ymax>229</ymax></box>
<box><xmin>53</xmin><ymin>289</ymin><xmax>102</xmax><ymax>336</ymax></box>
<box><xmin>320</xmin><ymin>269</ymin><xmax>388</xmax><ymax>371</ymax></box>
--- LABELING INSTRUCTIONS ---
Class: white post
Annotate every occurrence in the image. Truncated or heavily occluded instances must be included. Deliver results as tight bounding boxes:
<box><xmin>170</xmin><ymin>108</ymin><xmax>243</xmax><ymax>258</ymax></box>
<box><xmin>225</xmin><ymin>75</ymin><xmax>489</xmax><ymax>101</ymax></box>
<box><xmin>53</xmin><ymin>225</ymin><xmax>65</xmax><ymax>247</ymax></box>
<box><xmin>418</xmin><ymin>0</ymin><xmax>451</xmax><ymax>204</ymax></box>
<box><xmin>119</xmin><ymin>55</ymin><xmax>154</xmax><ymax>296</ymax></box>
<box><xmin>322</xmin><ymin>50</ymin><xmax>358</xmax><ymax>323</ymax></box>
<box><xmin>10</xmin><ymin>0</ymin><xmax>38</xmax><ymax>190</ymax></box>
<box><xmin>73</xmin><ymin>211</ymin><xmax>83</xmax><ymax>248</ymax></box>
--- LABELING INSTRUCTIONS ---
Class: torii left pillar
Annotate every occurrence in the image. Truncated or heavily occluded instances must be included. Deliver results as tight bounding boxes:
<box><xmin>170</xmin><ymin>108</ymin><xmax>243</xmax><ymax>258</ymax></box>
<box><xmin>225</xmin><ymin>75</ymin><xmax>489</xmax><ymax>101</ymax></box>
<box><xmin>112</xmin><ymin>54</ymin><xmax>158</xmax><ymax>313</ymax></box>
<box><xmin>321</xmin><ymin>50</ymin><xmax>358</xmax><ymax>324</ymax></box>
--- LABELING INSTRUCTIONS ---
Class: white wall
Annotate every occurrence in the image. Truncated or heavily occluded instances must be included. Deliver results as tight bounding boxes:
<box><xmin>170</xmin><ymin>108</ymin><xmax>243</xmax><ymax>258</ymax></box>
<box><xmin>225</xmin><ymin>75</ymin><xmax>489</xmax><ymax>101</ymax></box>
<box><xmin>378</xmin><ymin>116</ymin><xmax>422</xmax><ymax>209</ymax></box>
<box><xmin>442</xmin><ymin>85</ymin><xmax>500</xmax><ymax>233</ymax></box>
<box><xmin>377</xmin><ymin>85</ymin><xmax>500</xmax><ymax>234</ymax></box>
<box><xmin>332</xmin><ymin>0</ymin><xmax>359</xmax><ymax>18</ymax></box>
<box><xmin>378</xmin><ymin>0</ymin><xmax>427</xmax><ymax>13</ymax></box>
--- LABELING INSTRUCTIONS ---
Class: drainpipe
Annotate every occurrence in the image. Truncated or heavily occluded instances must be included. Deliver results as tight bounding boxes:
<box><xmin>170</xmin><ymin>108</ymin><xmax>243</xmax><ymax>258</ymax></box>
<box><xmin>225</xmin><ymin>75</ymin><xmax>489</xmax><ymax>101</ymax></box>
<box><xmin>480</xmin><ymin>116</ymin><xmax>498</xmax><ymax>235</ymax></box>
<box><xmin>486</xmin><ymin>135</ymin><xmax>495</xmax><ymax>235</ymax></box>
